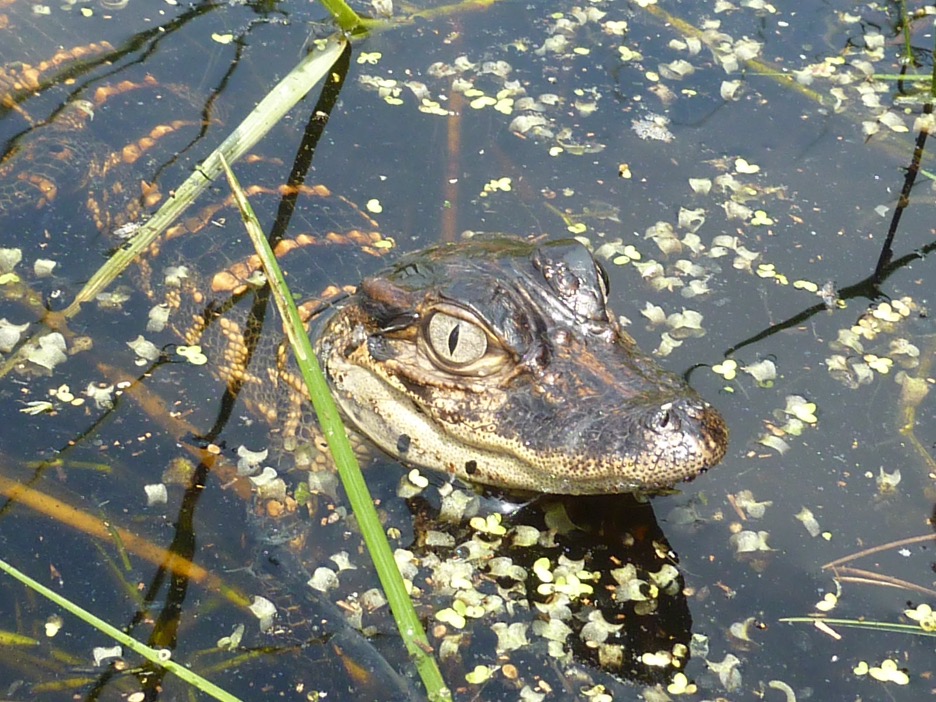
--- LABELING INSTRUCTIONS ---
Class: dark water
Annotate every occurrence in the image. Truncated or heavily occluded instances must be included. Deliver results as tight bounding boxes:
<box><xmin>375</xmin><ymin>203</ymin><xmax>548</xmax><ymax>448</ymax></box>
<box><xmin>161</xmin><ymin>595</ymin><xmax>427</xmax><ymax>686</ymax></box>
<box><xmin>0</xmin><ymin>0</ymin><xmax>934</xmax><ymax>700</ymax></box>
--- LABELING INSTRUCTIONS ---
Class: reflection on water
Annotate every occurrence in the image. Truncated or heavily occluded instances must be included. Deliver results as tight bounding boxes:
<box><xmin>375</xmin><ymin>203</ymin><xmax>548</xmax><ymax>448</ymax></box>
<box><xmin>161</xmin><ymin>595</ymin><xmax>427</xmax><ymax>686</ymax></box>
<box><xmin>0</xmin><ymin>0</ymin><xmax>934</xmax><ymax>699</ymax></box>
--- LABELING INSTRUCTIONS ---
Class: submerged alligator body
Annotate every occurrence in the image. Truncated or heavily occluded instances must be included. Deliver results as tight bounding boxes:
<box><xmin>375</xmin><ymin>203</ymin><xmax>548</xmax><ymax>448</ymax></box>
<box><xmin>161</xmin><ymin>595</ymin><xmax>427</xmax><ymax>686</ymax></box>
<box><xmin>315</xmin><ymin>237</ymin><xmax>728</xmax><ymax>494</ymax></box>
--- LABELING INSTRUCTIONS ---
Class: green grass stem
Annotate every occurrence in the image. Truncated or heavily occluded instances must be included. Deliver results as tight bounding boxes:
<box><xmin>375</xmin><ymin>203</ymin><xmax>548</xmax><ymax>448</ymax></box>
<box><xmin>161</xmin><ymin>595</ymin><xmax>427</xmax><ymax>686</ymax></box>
<box><xmin>0</xmin><ymin>556</ymin><xmax>242</xmax><ymax>702</ymax></box>
<box><xmin>318</xmin><ymin>0</ymin><xmax>370</xmax><ymax>33</ymax></box>
<box><xmin>219</xmin><ymin>156</ymin><xmax>452</xmax><ymax>701</ymax></box>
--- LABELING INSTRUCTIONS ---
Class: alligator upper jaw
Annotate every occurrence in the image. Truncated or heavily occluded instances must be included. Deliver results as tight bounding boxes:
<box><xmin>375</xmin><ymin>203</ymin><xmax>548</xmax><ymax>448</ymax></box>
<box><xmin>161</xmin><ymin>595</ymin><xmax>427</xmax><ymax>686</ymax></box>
<box><xmin>322</xmin><ymin>333</ymin><xmax>729</xmax><ymax>495</ymax></box>
<box><xmin>464</xmin><ymin>384</ymin><xmax>729</xmax><ymax>494</ymax></box>
<box><xmin>464</xmin><ymin>329</ymin><xmax>730</xmax><ymax>492</ymax></box>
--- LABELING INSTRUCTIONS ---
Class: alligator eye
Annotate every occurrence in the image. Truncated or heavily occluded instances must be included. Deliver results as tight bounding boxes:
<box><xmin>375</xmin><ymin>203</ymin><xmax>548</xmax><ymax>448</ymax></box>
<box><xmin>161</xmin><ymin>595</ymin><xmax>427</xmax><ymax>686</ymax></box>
<box><xmin>426</xmin><ymin>312</ymin><xmax>487</xmax><ymax>366</ymax></box>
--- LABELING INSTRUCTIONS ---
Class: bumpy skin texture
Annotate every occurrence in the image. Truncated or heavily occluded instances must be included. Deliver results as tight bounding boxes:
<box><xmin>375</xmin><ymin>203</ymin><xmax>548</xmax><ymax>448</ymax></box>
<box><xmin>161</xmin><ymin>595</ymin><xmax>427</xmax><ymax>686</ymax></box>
<box><xmin>316</xmin><ymin>237</ymin><xmax>728</xmax><ymax>494</ymax></box>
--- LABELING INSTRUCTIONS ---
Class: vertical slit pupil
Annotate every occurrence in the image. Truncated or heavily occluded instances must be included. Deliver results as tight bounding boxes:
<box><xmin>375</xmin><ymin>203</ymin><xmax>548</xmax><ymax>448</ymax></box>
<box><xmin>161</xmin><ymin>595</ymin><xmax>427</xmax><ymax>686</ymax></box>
<box><xmin>447</xmin><ymin>323</ymin><xmax>460</xmax><ymax>355</ymax></box>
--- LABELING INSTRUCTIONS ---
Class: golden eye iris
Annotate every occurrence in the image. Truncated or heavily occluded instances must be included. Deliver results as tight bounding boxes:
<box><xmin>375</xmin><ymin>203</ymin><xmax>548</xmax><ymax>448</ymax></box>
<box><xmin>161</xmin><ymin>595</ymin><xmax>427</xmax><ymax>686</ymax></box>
<box><xmin>426</xmin><ymin>312</ymin><xmax>487</xmax><ymax>366</ymax></box>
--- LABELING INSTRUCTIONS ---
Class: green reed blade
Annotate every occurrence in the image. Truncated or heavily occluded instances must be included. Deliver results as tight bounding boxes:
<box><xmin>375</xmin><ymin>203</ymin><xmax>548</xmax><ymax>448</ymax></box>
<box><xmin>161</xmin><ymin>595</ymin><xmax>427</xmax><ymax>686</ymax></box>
<box><xmin>220</xmin><ymin>155</ymin><xmax>452</xmax><ymax>702</ymax></box>
<box><xmin>319</xmin><ymin>0</ymin><xmax>367</xmax><ymax>33</ymax></box>
<box><xmin>0</xmin><ymin>556</ymin><xmax>242</xmax><ymax>702</ymax></box>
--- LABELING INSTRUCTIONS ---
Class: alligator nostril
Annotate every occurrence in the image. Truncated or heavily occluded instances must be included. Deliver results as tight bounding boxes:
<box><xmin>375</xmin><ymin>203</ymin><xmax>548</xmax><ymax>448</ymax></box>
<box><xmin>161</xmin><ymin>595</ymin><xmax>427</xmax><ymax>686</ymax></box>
<box><xmin>653</xmin><ymin>408</ymin><xmax>676</xmax><ymax>431</ymax></box>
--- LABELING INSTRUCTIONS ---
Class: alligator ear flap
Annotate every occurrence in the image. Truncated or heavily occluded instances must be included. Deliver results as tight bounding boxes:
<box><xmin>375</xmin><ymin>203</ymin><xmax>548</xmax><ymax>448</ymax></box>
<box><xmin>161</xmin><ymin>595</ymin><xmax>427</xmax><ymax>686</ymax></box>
<box><xmin>359</xmin><ymin>276</ymin><xmax>420</xmax><ymax>331</ymax></box>
<box><xmin>360</xmin><ymin>276</ymin><xmax>412</xmax><ymax>303</ymax></box>
<box><xmin>377</xmin><ymin>312</ymin><xmax>420</xmax><ymax>334</ymax></box>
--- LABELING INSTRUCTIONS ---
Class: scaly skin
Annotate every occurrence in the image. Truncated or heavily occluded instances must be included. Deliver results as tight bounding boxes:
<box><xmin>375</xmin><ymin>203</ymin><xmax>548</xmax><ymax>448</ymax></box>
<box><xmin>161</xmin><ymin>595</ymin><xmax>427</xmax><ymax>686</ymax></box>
<box><xmin>316</xmin><ymin>237</ymin><xmax>728</xmax><ymax>494</ymax></box>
